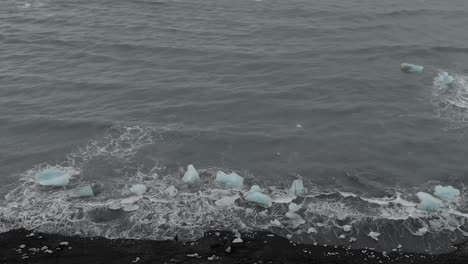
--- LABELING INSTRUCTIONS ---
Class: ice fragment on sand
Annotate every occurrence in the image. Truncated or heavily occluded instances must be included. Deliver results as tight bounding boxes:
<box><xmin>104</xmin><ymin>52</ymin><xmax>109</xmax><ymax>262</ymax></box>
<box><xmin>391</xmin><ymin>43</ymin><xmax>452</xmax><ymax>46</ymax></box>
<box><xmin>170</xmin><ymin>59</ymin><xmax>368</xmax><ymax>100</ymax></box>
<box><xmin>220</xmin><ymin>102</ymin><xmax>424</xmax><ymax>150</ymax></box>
<box><xmin>71</xmin><ymin>185</ymin><xmax>94</xmax><ymax>197</ymax></box>
<box><xmin>342</xmin><ymin>225</ymin><xmax>352</xmax><ymax>232</ymax></box>
<box><xmin>59</xmin><ymin>242</ymin><xmax>69</xmax><ymax>246</ymax></box>
<box><xmin>245</xmin><ymin>185</ymin><xmax>272</xmax><ymax>208</ymax></box>
<box><xmin>225</xmin><ymin>246</ymin><xmax>231</xmax><ymax>253</ymax></box>
<box><xmin>433</xmin><ymin>185</ymin><xmax>460</xmax><ymax>203</ymax></box>
<box><xmin>182</xmin><ymin>164</ymin><xmax>200</xmax><ymax>185</ymax></box>
<box><xmin>215</xmin><ymin>171</ymin><xmax>244</xmax><ymax>188</ymax></box>
<box><xmin>285</xmin><ymin>203</ymin><xmax>305</xmax><ymax>225</ymax></box>
<box><xmin>368</xmin><ymin>231</ymin><xmax>380</xmax><ymax>241</ymax></box>
<box><xmin>401</xmin><ymin>63</ymin><xmax>424</xmax><ymax>73</ymax></box>
<box><xmin>417</xmin><ymin>192</ymin><xmax>441</xmax><ymax>212</ymax></box>
<box><xmin>290</xmin><ymin>178</ymin><xmax>306</xmax><ymax>196</ymax></box>
<box><xmin>207</xmin><ymin>255</ymin><xmax>219</xmax><ymax>261</ymax></box>
<box><xmin>132</xmin><ymin>257</ymin><xmax>140</xmax><ymax>263</ymax></box>
<box><xmin>129</xmin><ymin>184</ymin><xmax>147</xmax><ymax>195</ymax></box>
<box><xmin>232</xmin><ymin>238</ymin><xmax>243</xmax><ymax>243</ymax></box>
<box><xmin>164</xmin><ymin>185</ymin><xmax>178</xmax><ymax>196</ymax></box>
<box><xmin>186</xmin><ymin>253</ymin><xmax>199</xmax><ymax>258</ymax></box>
<box><xmin>34</xmin><ymin>168</ymin><xmax>73</xmax><ymax>186</ymax></box>
<box><xmin>19</xmin><ymin>244</ymin><xmax>25</xmax><ymax>249</ymax></box>
<box><xmin>436</xmin><ymin>72</ymin><xmax>455</xmax><ymax>86</ymax></box>
<box><xmin>215</xmin><ymin>196</ymin><xmax>239</xmax><ymax>208</ymax></box>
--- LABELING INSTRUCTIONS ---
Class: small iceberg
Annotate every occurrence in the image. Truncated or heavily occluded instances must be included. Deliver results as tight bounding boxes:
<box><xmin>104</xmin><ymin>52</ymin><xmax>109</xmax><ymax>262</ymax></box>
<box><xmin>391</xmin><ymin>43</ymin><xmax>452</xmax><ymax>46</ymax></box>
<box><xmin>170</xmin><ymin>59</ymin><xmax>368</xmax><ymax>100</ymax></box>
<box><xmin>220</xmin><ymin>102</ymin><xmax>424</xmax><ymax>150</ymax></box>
<box><xmin>71</xmin><ymin>185</ymin><xmax>94</xmax><ymax>197</ymax></box>
<box><xmin>215</xmin><ymin>171</ymin><xmax>244</xmax><ymax>188</ymax></box>
<box><xmin>433</xmin><ymin>185</ymin><xmax>460</xmax><ymax>203</ymax></box>
<box><xmin>417</xmin><ymin>192</ymin><xmax>441</xmax><ymax>212</ymax></box>
<box><xmin>290</xmin><ymin>178</ymin><xmax>306</xmax><ymax>196</ymax></box>
<box><xmin>436</xmin><ymin>72</ymin><xmax>455</xmax><ymax>86</ymax></box>
<box><xmin>165</xmin><ymin>185</ymin><xmax>178</xmax><ymax>196</ymax></box>
<box><xmin>245</xmin><ymin>185</ymin><xmax>272</xmax><ymax>208</ymax></box>
<box><xmin>34</xmin><ymin>167</ymin><xmax>73</xmax><ymax>187</ymax></box>
<box><xmin>215</xmin><ymin>196</ymin><xmax>239</xmax><ymax>208</ymax></box>
<box><xmin>401</xmin><ymin>63</ymin><xmax>424</xmax><ymax>74</ymax></box>
<box><xmin>285</xmin><ymin>202</ymin><xmax>305</xmax><ymax>226</ymax></box>
<box><xmin>182</xmin><ymin>164</ymin><xmax>200</xmax><ymax>185</ymax></box>
<box><xmin>129</xmin><ymin>184</ymin><xmax>147</xmax><ymax>196</ymax></box>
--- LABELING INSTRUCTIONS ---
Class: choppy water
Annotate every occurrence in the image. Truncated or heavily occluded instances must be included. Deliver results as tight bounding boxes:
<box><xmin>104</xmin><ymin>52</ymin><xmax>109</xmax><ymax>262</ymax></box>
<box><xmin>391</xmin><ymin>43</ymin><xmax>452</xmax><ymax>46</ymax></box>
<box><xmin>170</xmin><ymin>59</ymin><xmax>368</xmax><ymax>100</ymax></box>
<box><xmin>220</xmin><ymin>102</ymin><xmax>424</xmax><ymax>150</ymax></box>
<box><xmin>1</xmin><ymin>0</ymin><xmax>468</xmax><ymax>254</ymax></box>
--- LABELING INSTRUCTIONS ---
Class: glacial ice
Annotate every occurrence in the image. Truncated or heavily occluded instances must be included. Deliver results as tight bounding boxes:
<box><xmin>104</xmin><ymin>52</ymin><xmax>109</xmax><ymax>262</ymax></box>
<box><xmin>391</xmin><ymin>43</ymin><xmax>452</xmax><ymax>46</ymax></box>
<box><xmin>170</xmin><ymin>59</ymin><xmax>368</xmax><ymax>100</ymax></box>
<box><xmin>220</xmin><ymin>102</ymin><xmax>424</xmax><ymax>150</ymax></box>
<box><xmin>129</xmin><ymin>184</ymin><xmax>147</xmax><ymax>196</ymax></box>
<box><xmin>285</xmin><ymin>202</ymin><xmax>305</xmax><ymax>226</ymax></box>
<box><xmin>433</xmin><ymin>185</ymin><xmax>460</xmax><ymax>203</ymax></box>
<box><xmin>34</xmin><ymin>168</ymin><xmax>72</xmax><ymax>187</ymax></box>
<box><xmin>245</xmin><ymin>185</ymin><xmax>272</xmax><ymax>208</ymax></box>
<box><xmin>215</xmin><ymin>171</ymin><xmax>244</xmax><ymax>188</ymax></box>
<box><xmin>368</xmin><ymin>231</ymin><xmax>380</xmax><ymax>241</ymax></box>
<box><xmin>290</xmin><ymin>178</ymin><xmax>306</xmax><ymax>196</ymax></box>
<box><xmin>182</xmin><ymin>164</ymin><xmax>200</xmax><ymax>185</ymax></box>
<box><xmin>436</xmin><ymin>72</ymin><xmax>455</xmax><ymax>86</ymax></box>
<box><xmin>401</xmin><ymin>63</ymin><xmax>424</xmax><ymax>73</ymax></box>
<box><xmin>417</xmin><ymin>192</ymin><xmax>441</xmax><ymax>212</ymax></box>
<box><xmin>71</xmin><ymin>185</ymin><xmax>94</xmax><ymax>197</ymax></box>
<box><xmin>215</xmin><ymin>196</ymin><xmax>239</xmax><ymax>208</ymax></box>
<box><xmin>164</xmin><ymin>185</ymin><xmax>178</xmax><ymax>196</ymax></box>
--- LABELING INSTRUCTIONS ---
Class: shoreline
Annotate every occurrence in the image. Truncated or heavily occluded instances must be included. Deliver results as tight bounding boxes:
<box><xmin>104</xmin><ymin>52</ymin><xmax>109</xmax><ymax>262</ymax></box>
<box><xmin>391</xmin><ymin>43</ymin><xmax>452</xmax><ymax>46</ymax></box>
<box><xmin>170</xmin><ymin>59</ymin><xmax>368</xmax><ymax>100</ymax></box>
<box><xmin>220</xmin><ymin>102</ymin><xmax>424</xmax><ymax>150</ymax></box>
<box><xmin>1</xmin><ymin>229</ymin><xmax>467</xmax><ymax>263</ymax></box>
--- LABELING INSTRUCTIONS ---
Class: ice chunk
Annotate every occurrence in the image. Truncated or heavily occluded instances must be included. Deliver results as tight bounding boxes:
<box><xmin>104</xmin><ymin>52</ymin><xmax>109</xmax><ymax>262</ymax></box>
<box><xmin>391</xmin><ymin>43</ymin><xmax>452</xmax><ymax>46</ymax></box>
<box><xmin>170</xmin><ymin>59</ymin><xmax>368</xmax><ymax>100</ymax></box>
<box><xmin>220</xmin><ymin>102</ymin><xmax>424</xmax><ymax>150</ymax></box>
<box><xmin>414</xmin><ymin>227</ymin><xmax>428</xmax><ymax>236</ymax></box>
<box><xmin>433</xmin><ymin>185</ymin><xmax>460</xmax><ymax>203</ymax></box>
<box><xmin>182</xmin><ymin>164</ymin><xmax>200</xmax><ymax>185</ymax></box>
<box><xmin>342</xmin><ymin>225</ymin><xmax>352</xmax><ymax>232</ymax></box>
<box><xmin>129</xmin><ymin>184</ymin><xmax>147</xmax><ymax>196</ymax></box>
<box><xmin>285</xmin><ymin>203</ymin><xmax>305</xmax><ymax>226</ymax></box>
<box><xmin>417</xmin><ymin>192</ymin><xmax>441</xmax><ymax>212</ymax></box>
<box><xmin>34</xmin><ymin>168</ymin><xmax>72</xmax><ymax>187</ymax></box>
<box><xmin>436</xmin><ymin>72</ymin><xmax>455</xmax><ymax>86</ymax></box>
<box><xmin>165</xmin><ymin>185</ymin><xmax>178</xmax><ymax>196</ymax></box>
<box><xmin>245</xmin><ymin>185</ymin><xmax>272</xmax><ymax>208</ymax></box>
<box><xmin>271</xmin><ymin>219</ymin><xmax>282</xmax><ymax>227</ymax></box>
<box><xmin>290</xmin><ymin>179</ymin><xmax>306</xmax><ymax>196</ymax></box>
<box><xmin>71</xmin><ymin>185</ymin><xmax>94</xmax><ymax>197</ymax></box>
<box><xmin>368</xmin><ymin>231</ymin><xmax>380</xmax><ymax>241</ymax></box>
<box><xmin>307</xmin><ymin>227</ymin><xmax>317</xmax><ymax>233</ymax></box>
<box><xmin>215</xmin><ymin>196</ymin><xmax>239</xmax><ymax>208</ymax></box>
<box><xmin>215</xmin><ymin>171</ymin><xmax>244</xmax><ymax>188</ymax></box>
<box><xmin>401</xmin><ymin>63</ymin><xmax>424</xmax><ymax>74</ymax></box>
<box><xmin>232</xmin><ymin>238</ymin><xmax>243</xmax><ymax>243</ymax></box>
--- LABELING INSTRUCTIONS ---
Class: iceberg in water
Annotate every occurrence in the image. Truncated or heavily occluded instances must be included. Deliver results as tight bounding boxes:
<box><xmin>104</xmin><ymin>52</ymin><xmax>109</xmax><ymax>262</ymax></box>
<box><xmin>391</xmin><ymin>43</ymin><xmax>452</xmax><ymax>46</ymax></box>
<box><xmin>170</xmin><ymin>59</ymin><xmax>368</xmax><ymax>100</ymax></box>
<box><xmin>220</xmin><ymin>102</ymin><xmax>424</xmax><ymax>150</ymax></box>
<box><xmin>401</xmin><ymin>63</ymin><xmax>424</xmax><ymax>74</ymax></box>
<box><xmin>285</xmin><ymin>202</ymin><xmax>305</xmax><ymax>226</ymax></box>
<box><xmin>417</xmin><ymin>192</ymin><xmax>441</xmax><ymax>212</ymax></box>
<box><xmin>215</xmin><ymin>171</ymin><xmax>244</xmax><ymax>188</ymax></box>
<box><xmin>182</xmin><ymin>164</ymin><xmax>200</xmax><ymax>185</ymax></box>
<box><xmin>71</xmin><ymin>185</ymin><xmax>94</xmax><ymax>197</ymax></box>
<box><xmin>34</xmin><ymin>168</ymin><xmax>73</xmax><ymax>187</ymax></box>
<box><xmin>245</xmin><ymin>185</ymin><xmax>272</xmax><ymax>208</ymax></box>
<box><xmin>433</xmin><ymin>185</ymin><xmax>460</xmax><ymax>203</ymax></box>
<box><xmin>290</xmin><ymin>178</ymin><xmax>306</xmax><ymax>196</ymax></box>
<box><xmin>437</xmin><ymin>72</ymin><xmax>455</xmax><ymax>86</ymax></box>
<box><xmin>129</xmin><ymin>184</ymin><xmax>147</xmax><ymax>196</ymax></box>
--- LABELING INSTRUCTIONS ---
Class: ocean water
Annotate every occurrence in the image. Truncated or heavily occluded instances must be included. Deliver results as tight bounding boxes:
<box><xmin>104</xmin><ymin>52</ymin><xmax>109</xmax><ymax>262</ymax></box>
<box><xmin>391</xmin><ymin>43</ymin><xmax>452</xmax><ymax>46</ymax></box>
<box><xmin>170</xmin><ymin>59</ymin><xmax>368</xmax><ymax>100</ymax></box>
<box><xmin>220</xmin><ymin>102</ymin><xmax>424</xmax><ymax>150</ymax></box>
<box><xmin>1</xmin><ymin>0</ymin><xmax>468</xmax><ymax>254</ymax></box>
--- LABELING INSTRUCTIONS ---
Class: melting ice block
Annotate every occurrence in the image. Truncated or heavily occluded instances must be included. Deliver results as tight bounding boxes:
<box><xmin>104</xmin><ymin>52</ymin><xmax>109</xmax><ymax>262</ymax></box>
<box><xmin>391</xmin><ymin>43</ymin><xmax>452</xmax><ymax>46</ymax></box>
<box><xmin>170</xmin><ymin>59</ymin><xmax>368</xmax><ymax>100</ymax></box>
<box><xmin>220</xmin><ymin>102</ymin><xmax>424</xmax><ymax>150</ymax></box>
<box><xmin>436</xmin><ymin>72</ymin><xmax>455</xmax><ymax>86</ymax></box>
<box><xmin>71</xmin><ymin>185</ymin><xmax>94</xmax><ymax>197</ymax></box>
<box><xmin>290</xmin><ymin>179</ymin><xmax>306</xmax><ymax>196</ymax></box>
<box><xmin>434</xmin><ymin>185</ymin><xmax>460</xmax><ymax>203</ymax></box>
<box><xmin>129</xmin><ymin>184</ymin><xmax>147</xmax><ymax>196</ymax></box>
<box><xmin>215</xmin><ymin>196</ymin><xmax>239</xmax><ymax>208</ymax></box>
<box><xmin>182</xmin><ymin>164</ymin><xmax>200</xmax><ymax>185</ymax></box>
<box><xmin>215</xmin><ymin>171</ymin><xmax>244</xmax><ymax>188</ymax></box>
<box><xmin>401</xmin><ymin>63</ymin><xmax>424</xmax><ymax>74</ymax></box>
<box><xmin>34</xmin><ymin>168</ymin><xmax>72</xmax><ymax>187</ymax></box>
<box><xmin>245</xmin><ymin>185</ymin><xmax>272</xmax><ymax>208</ymax></box>
<box><xmin>285</xmin><ymin>202</ymin><xmax>305</xmax><ymax>226</ymax></box>
<box><xmin>417</xmin><ymin>192</ymin><xmax>441</xmax><ymax>212</ymax></box>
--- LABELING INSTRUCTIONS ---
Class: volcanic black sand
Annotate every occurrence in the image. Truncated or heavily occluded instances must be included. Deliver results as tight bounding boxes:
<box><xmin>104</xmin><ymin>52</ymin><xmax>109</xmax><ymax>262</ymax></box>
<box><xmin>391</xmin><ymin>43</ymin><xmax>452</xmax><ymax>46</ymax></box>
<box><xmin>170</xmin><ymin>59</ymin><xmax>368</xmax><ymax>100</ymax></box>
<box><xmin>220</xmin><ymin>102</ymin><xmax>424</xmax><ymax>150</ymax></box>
<box><xmin>1</xmin><ymin>229</ymin><xmax>468</xmax><ymax>263</ymax></box>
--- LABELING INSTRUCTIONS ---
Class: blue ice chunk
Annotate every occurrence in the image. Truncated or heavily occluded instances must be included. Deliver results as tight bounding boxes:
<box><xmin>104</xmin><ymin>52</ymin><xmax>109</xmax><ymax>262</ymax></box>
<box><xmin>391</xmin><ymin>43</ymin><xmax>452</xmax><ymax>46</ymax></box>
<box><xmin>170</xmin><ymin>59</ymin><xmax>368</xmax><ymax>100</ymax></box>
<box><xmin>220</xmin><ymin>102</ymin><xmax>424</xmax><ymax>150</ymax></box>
<box><xmin>437</xmin><ymin>72</ymin><xmax>455</xmax><ymax>86</ymax></box>
<box><xmin>290</xmin><ymin>179</ymin><xmax>306</xmax><ymax>196</ymax></box>
<box><xmin>72</xmin><ymin>185</ymin><xmax>94</xmax><ymax>197</ymax></box>
<box><xmin>129</xmin><ymin>184</ymin><xmax>147</xmax><ymax>195</ymax></box>
<box><xmin>401</xmin><ymin>63</ymin><xmax>424</xmax><ymax>74</ymax></box>
<box><xmin>433</xmin><ymin>185</ymin><xmax>460</xmax><ymax>202</ymax></box>
<box><xmin>285</xmin><ymin>202</ymin><xmax>305</xmax><ymax>225</ymax></box>
<box><xmin>245</xmin><ymin>185</ymin><xmax>272</xmax><ymax>208</ymax></box>
<box><xmin>417</xmin><ymin>192</ymin><xmax>441</xmax><ymax>212</ymax></box>
<box><xmin>215</xmin><ymin>171</ymin><xmax>244</xmax><ymax>188</ymax></box>
<box><xmin>182</xmin><ymin>164</ymin><xmax>200</xmax><ymax>185</ymax></box>
<box><xmin>34</xmin><ymin>168</ymin><xmax>71</xmax><ymax>187</ymax></box>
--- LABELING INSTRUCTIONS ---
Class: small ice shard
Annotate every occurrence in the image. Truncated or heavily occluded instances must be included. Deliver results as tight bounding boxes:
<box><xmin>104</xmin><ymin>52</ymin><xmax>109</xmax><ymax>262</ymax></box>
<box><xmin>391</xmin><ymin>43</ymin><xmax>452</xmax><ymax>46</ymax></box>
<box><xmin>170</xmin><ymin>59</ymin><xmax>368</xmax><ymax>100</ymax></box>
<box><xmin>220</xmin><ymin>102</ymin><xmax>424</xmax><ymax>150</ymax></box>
<box><xmin>414</xmin><ymin>227</ymin><xmax>428</xmax><ymax>236</ymax></box>
<box><xmin>225</xmin><ymin>246</ymin><xmax>231</xmax><ymax>253</ymax></box>
<box><xmin>433</xmin><ymin>185</ymin><xmax>460</xmax><ymax>203</ymax></box>
<box><xmin>307</xmin><ymin>227</ymin><xmax>317</xmax><ymax>234</ymax></box>
<box><xmin>182</xmin><ymin>164</ymin><xmax>200</xmax><ymax>185</ymax></box>
<box><xmin>349</xmin><ymin>237</ymin><xmax>357</xmax><ymax>242</ymax></box>
<box><xmin>132</xmin><ymin>257</ymin><xmax>140</xmax><ymax>263</ymax></box>
<box><xmin>417</xmin><ymin>192</ymin><xmax>441</xmax><ymax>212</ymax></box>
<box><xmin>290</xmin><ymin>178</ymin><xmax>306</xmax><ymax>196</ymax></box>
<box><xmin>436</xmin><ymin>72</ymin><xmax>455</xmax><ymax>86</ymax></box>
<box><xmin>401</xmin><ymin>63</ymin><xmax>424</xmax><ymax>74</ymax></box>
<box><xmin>339</xmin><ymin>234</ymin><xmax>346</xmax><ymax>239</ymax></box>
<box><xmin>165</xmin><ymin>185</ymin><xmax>178</xmax><ymax>196</ymax></box>
<box><xmin>207</xmin><ymin>255</ymin><xmax>219</xmax><ymax>261</ymax></box>
<box><xmin>245</xmin><ymin>185</ymin><xmax>272</xmax><ymax>208</ymax></box>
<box><xmin>19</xmin><ymin>244</ymin><xmax>25</xmax><ymax>249</ymax></box>
<box><xmin>59</xmin><ymin>242</ymin><xmax>69</xmax><ymax>246</ymax></box>
<box><xmin>41</xmin><ymin>246</ymin><xmax>48</xmax><ymax>251</ymax></box>
<box><xmin>215</xmin><ymin>196</ymin><xmax>239</xmax><ymax>208</ymax></box>
<box><xmin>397</xmin><ymin>244</ymin><xmax>402</xmax><ymax>249</ymax></box>
<box><xmin>71</xmin><ymin>185</ymin><xmax>94</xmax><ymax>197</ymax></box>
<box><xmin>215</xmin><ymin>171</ymin><xmax>244</xmax><ymax>188</ymax></box>
<box><xmin>44</xmin><ymin>249</ymin><xmax>53</xmax><ymax>254</ymax></box>
<box><xmin>186</xmin><ymin>253</ymin><xmax>199</xmax><ymax>258</ymax></box>
<box><xmin>368</xmin><ymin>231</ymin><xmax>380</xmax><ymax>241</ymax></box>
<box><xmin>232</xmin><ymin>238</ymin><xmax>243</xmax><ymax>243</ymax></box>
<box><xmin>129</xmin><ymin>184</ymin><xmax>147</xmax><ymax>196</ymax></box>
<box><xmin>296</xmin><ymin>124</ymin><xmax>303</xmax><ymax>128</ymax></box>
<box><xmin>342</xmin><ymin>225</ymin><xmax>352</xmax><ymax>232</ymax></box>
<box><xmin>34</xmin><ymin>168</ymin><xmax>72</xmax><ymax>187</ymax></box>
<box><xmin>271</xmin><ymin>219</ymin><xmax>282</xmax><ymax>227</ymax></box>
<box><xmin>285</xmin><ymin>203</ymin><xmax>305</xmax><ymax>225</ymax></box>
<box><xmin>286</xmin><ymin>234</ymin><xmax>292</xmax><ymax>239</ymax></box>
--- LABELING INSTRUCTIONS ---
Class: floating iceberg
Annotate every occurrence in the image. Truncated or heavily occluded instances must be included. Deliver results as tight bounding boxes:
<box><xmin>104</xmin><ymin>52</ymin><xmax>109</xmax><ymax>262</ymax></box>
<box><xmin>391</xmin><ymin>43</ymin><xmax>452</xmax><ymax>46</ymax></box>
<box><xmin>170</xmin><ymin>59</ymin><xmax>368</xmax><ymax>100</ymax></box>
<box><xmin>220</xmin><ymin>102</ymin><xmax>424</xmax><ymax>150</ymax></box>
<box><xmin>129</xmin><ymin>184</ymin><xmax>147</xmax><ymax>196</ymax></box>
<box><xmin>245</xmin><ymin>185</ymin><xmax>272</xmax><ymax>208</ymax></box>
<box><xmin>71</xmin><ymin>185</ymin><xmax>94</xmax><ymax>197</ymax></box>
<box><xmin>165</xmin><ymin>185</ymin><xmax>178</xmax><ymax>196</ymax></box>
<box><xmin>433</xmin><ymin>185</ymin><xmax>460</xmax><ymax>203</ymax></box>
<box><xmin>436</xmin><ymin>72</ymin><xmax>455</xmax><ymax>86</ymax></box>
<box><xmin>34</xmin><ymin>168</ymin><xmax>73</xmax><ymax>187</ymax></box>
<box><xmin>215</xmin><ymin>171</ymin><xmax>244</xmax><ymax>188</ymax></box>
<box><xmin>401</xmin><ymin>63</ymin><xmax>424</xmax><ymax>74</ymax></box>
<box><xmin>417</xmin><ymin>192</ymin><xmax>441</xmax><ymax>212</ymax></box>
<box><xmin>285</xmin><ymin>202</ymin><xmax>305</xmax><ymax>226</ymax></box>
<box><xmin>368</xmin><ymin>231</ymin><xmax>380</xmax><ymax>241</ymax></box>
<box><xmin>215</xmin><ymin>196</ymin><xmax>239</xmax><ymax>208</ymax></box>
<box><xmin>290</xmin><ymin>179</ymin><xmax>306</xmax><ymax>196</ymax></box>
<box><xmin>182</xmin><ymin>164</ymin><xmax>200</xmax><ymax>185</ymax></box>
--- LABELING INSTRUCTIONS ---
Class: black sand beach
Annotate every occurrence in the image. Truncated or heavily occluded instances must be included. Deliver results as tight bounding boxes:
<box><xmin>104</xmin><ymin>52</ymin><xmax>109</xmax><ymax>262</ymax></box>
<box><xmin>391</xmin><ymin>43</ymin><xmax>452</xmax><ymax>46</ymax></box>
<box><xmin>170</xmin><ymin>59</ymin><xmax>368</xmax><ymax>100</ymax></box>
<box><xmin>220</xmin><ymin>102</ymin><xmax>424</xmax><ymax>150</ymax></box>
<box><xmin>1</xmin><ymin>229</ymin><xmax>467</xmax><ymax>264</ymax></box>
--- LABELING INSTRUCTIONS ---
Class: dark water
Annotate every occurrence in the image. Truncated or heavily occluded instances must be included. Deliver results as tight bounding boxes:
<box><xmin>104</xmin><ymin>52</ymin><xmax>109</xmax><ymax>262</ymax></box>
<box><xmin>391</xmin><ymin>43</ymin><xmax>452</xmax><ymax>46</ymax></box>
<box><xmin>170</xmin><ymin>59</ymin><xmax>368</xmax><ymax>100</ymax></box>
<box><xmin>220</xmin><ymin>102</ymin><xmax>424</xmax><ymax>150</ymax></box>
<box><xmin>1</xmin><ymin>0</ymin><xmax>468</xmax><ymax>254</ymax></box>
